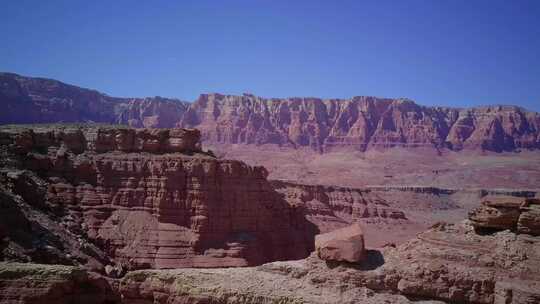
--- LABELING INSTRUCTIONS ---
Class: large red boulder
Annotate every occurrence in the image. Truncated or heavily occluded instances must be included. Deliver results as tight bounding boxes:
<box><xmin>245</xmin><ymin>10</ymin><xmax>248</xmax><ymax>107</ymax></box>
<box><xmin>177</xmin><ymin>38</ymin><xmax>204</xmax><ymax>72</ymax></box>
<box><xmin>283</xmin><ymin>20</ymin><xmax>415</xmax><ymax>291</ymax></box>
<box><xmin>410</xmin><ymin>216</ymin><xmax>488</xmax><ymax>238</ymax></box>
<box><xmin>315</xmin><ymin>223</ymin><xmax>366</xmax><ymax>263</ymax></box>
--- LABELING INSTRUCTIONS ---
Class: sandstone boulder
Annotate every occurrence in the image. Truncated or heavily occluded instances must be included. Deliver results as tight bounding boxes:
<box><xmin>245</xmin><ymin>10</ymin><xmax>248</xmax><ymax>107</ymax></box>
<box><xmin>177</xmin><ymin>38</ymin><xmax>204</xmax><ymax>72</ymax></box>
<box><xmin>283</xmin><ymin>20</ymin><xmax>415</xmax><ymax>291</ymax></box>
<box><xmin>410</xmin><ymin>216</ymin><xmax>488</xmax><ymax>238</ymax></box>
<box><xmin>517</xmin><ymin>198</ymin><xmax>540</xmax><ymax>236</ymax></box>
<box><xmin>468</xmin><ymin>196</ymin><xmax>523</xmax><ymax>230</ymax></box>
<box><xmin>315</xmin><ymin>223</ymin><xmax>365</xmax><ymax>263</ymax></box>
<box><xmin>469</xmin><ymin>196</ymin><xmax>540</xmax><ymax>236</ymax></box>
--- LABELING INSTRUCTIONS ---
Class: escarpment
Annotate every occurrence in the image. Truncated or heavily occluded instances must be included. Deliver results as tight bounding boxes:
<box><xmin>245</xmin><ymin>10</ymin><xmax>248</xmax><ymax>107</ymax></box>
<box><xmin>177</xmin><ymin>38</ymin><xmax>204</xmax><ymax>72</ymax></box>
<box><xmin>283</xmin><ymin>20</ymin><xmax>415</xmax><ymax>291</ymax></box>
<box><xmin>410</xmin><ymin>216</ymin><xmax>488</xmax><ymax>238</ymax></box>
<box><xmin>0</xmin><ymin>125</ymin><xmax>315</xmax><ymax>270</ymax></box>
<box><xmin>0</xmin><ymin>72</ymin><xmax>189</xmax><ymax>128</ymax></box>
<box><xmin>271</xmin><ymin>180</ymin><xmax>407</xmax><ymax>233</ymax></box>
<box><xmin>180</xmin><ymin>93</ymin><xmax>540</xmax><ymax>152</ymax></box>
<box><xmin>2</xmin><ymin>73</ymin><xmax>540</xmax><ymax>153</ymax></box>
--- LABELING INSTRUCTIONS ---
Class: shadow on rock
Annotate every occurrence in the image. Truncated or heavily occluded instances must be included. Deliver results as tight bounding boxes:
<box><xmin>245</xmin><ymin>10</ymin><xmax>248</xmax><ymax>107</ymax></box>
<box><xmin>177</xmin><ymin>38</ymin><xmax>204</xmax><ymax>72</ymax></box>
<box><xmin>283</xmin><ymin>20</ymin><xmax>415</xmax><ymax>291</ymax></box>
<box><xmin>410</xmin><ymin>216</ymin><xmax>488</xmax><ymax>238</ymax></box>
<box><xmin>325</xmin><ymin>249</ymin><xmax>385</xmax><ymax>271</ymax></box>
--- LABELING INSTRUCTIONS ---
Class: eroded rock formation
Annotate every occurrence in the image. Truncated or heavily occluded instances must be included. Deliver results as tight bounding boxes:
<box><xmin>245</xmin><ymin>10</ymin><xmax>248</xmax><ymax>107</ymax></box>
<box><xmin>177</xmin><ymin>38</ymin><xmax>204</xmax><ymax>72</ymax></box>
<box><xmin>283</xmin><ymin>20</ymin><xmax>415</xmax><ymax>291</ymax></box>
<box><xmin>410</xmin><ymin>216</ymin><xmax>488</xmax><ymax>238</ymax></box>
<box><xmin>0</xmin><ymin>125</ymin><xmax>314</xmax><ymax>270</ymax></box>
<box><xmin>1</xmin><ymin>175</ymin><xmax>539</xmax><ymax>303</ymax></box>
<box><xmin>0</xmin><ymin>72</ymin><xmax>189</xmax><ymax>128</ymax></box>
<box><xmin>271</xmin><ymin>181</ymin><xmax>407</xmax><ymax>233</ymax></box>
<box><xmin>469</xmin><ymin>196</ymin><xmax>540</xmax><ymax>235</ymax></box>
<box><xmin>2</xmin><ymin>73</ymin><xmax>539</xmax><ymax>153</ymax></box>
<box><xmin>115</xmin><ymin>220</ymin><xmax>540</xmax><ymax>304</ymax></box>
<box><xmin>181</xmin><ymin>93</ymin><xmax>540</xmax><ymax>152</ymax></box>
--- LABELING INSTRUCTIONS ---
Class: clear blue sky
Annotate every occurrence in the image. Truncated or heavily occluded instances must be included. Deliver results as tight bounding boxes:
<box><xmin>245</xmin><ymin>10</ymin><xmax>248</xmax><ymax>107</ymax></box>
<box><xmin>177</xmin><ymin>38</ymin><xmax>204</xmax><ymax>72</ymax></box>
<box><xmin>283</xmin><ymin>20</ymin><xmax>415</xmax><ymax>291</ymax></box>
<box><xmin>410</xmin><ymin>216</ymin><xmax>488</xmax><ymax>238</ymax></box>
<box><xmin>1</xmin><ymin>1</ymin><xmax>539</xmax><ymax>111</ymax></box>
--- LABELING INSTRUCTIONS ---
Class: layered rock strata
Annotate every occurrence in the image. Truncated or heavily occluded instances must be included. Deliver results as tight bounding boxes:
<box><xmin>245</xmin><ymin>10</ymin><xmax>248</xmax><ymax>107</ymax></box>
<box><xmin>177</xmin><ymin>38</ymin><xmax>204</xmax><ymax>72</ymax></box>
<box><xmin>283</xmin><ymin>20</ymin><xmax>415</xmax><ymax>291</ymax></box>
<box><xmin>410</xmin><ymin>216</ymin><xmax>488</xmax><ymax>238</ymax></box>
<box><xmin>271</xmin><ymin>181</ymin><xmax>407</xmax><ymax>233</ymax></box>
<box><xmin>469</xmin><ymin>196</ymin><xmax>540</xmax><ymax>235</ymax></box>
<box><xmin>1</xmin><ymin>212</ymin><xmax>539</xmax><ymax>303</ymax></box>
<box><xmin>0</xmin><ymin>125</ymin><xmax>314</xmax><ymax>269</ymax></box>
<box><xmin>2</xmin><ymin>73</ymin><xmax>540</xmax><ymax>153</ymax></box>
<box><xmin>118</xmin><ymin>220</ymin><xmax>540</xmax><ymax>303</ymax></box>
<box><xmin>181</xmin><ymin>93</ymin><xmax>540</xmax><ymax>152</ymax></box>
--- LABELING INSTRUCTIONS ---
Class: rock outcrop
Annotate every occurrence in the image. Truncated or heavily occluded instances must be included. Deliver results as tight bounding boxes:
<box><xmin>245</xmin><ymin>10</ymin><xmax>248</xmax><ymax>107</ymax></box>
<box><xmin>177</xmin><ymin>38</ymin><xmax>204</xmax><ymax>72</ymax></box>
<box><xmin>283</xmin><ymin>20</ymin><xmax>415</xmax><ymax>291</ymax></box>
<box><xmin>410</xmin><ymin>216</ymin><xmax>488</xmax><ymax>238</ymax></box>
<box><xmin>314</xmin><ymin>223</ymin><xmax>365</xmax><ymax>263</ymax></box>
<box><xmin>1</xmin><ymin>207</ymin><xmax>539</xmax><ymax>303</ymax></box>
<box><xmin>0</xmin><ymin>125</ymin><xmax>315</xmax><ymax>270</ymax></box>
<box><xmin>2</xmin><ymin>73</ymin><xmax>540</xmax><ymax>153</ymax></box>
<box><xmin>115</xmin><ymin>220</ymin><xmax>540</xmax><ymax>304</ymax></box>
<box><xmin>114</xmin><ymin>97</ymin><xmax>190</xmax><ymax>128</ymax></box>
<box><xmin>0</xmin><ymin>262</ymin><xmax>118</xmax><ymax>304</ymax></box>
<box><xmin>371</xmin><ymin>221</ymin><xmax>540</xmax><ymax>303</ymax></box>
<box><xmin>271</xmin><ymin>181</ymin><xmax>407</xmax><ymax>233</ymax></box>
<box><xmin>118</xmin><ymin>262</ymin><xmax>430</xmax><ymax>304</ymax></box>
<box><xmin>469</xmin><ymin>196</ymin><xmax>540</xmax><ymax>235</ymax></box>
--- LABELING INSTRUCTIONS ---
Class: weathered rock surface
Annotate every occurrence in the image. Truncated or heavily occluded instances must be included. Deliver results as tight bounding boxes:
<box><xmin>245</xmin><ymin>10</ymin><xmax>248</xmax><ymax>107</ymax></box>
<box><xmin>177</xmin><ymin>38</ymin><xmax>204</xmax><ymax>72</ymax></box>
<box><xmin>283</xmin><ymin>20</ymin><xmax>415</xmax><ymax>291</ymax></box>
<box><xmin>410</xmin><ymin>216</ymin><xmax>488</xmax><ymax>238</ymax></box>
<box><xmin>0</xmin><ymin>262</ymin><xmax>118</xmax><ymax>304</ymax></box>
<box><xmin>517</xmin><ymin>203</ymin><xmax>540</xmax><ymax>236</ymax></box>
<box><xmin>271</xmin><ymin>180</ymin><xmax>540</xmax><ymax>248</ymax></box>
<box><xmin>116</xmin><ymin>221</ymin><xmax>540</xmax><ymax>304</ymax></box>
<box><xmin>315</xmin><ymin>223</ymin><xmax>365</xmax><ymax>263</ymax></box>
<box><xmin>0</xmin><ymin>125</ymin><xmax>315</xmax><ymax>270</ymax></box>
<box><xmin>118</xmin><ymin>262</ymin><xmax>438</xmax><ymax>304</ymax></box>
<box><xmin>0</xmin><ymin>72</ymin><xmax>189</xmax><ymax>128</ymax></box>
<box><xmin>2</xmin><ymin>73</ymin><xmax>540</xmax><ymax>153</ymax></box>
<box><xmin>469</xmin><ymin>196</ymin><xmax>540</xmax><ymax>235</ymax></box>
<box><xmin>272</xmin><ymin>181</ymin><xmax>407</xmax><ymax>233</ymax></box>
<box><xmin>115</xmin><ymin>97</ymin><xmax>190</xmax><ymax>128</ymax></box>
<box><xmin>0</xmin><ymin>173</ymin><xmax>112</xmax><ymax>271</ymax></box>
<box><xmin>1</xmin><ymin>218</ymin><xmax>538</xmax><ymax>303</ymax></box>
<box><xmin>377</xmin><ymin>221</ymin><xmax>540</xmax><ymax>303</ymax></box>
<box><xmin>181</xmin><ymin>93</ymin><xmax>540</xmax><ymax>152</ymax></box>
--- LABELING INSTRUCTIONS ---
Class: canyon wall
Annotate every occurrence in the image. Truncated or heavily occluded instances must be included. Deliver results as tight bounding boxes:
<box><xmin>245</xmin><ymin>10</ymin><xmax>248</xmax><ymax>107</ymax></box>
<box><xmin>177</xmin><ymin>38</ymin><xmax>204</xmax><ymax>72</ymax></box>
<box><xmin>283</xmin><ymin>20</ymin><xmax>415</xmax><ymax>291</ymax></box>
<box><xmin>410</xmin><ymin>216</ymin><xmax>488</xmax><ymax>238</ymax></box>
<box><xmin>271</xmin><ymin>181</ymin><xmax>407</xmax><ymax>233</ymax></box>
<box><xmin>0</xmin><ymin>72</ymin><xmax>189</xmax><ymax>128</ymax></box>
<box><xmin>181</xmin><ymin>93</ymin><xmax>540</xmax><ymax>152</ymax></box>
<box><xmin>2</xmin><ymin>73</ymin><xmax>539</xmax><ymax>153</ymax></box>
<box><xmin>0</xmin><ymin>125</ymin><xmax>314</xmax><ymax>270</ymax></box>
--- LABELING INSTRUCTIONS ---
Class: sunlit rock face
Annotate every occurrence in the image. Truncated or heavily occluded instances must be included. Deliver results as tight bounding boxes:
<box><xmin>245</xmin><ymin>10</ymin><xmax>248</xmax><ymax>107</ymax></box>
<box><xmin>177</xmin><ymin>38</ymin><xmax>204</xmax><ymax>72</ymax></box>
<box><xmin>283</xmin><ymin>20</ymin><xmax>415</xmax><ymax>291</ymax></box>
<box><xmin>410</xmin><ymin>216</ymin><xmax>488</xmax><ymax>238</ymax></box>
<box><xmin>180</xmin><ymin>93</ymin><xmax>540</xmax><ymax>152</ymax></box>
<box><xmin>0</xmin><ymin>125</ymin><xmax>314</xmax><ymax>269</ymax></box>
<box><xmin>2</xmin><ymin>72</ymin><xmax>539</xmax><ymax>153</ymax></box>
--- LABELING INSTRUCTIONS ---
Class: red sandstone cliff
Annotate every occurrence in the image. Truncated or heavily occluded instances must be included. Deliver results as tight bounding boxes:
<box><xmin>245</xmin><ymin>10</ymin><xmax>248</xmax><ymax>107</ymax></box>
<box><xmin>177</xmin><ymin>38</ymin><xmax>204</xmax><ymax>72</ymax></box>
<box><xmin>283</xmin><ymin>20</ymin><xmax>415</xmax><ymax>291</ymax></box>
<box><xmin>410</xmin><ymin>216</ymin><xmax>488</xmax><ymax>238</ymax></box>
<box><xmin>0</xmin><ymin>125</ymin><xmax>314</xmax><ymax>270</ymax></box>
<box><xmin>181</xmin><ymin>93</ymin><xmax>540</xmax><ymax>152</ymax></box>
<box><xmin>2</xmin><ymin>72</ymin><xmax>539</xmax><ymax>153</ymax></box>
<box><xmin>0</xmin><ymin>72</ymin><xmax>189</xmax><ymax>128</ymax></box>
<box><xmin>271</xmin><ymin>181</ymin><xmax>407</xmax><ymax>233</ymax></box>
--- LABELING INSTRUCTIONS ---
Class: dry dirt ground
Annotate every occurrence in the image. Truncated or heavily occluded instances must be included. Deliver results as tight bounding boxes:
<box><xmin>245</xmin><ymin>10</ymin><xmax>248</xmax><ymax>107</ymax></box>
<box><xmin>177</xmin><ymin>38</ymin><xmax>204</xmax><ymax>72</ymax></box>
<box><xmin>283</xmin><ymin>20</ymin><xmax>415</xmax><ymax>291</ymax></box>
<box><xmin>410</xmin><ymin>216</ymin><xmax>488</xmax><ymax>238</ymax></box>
<box><xmin>209</xmin><ymin>144</ymin><xmax>540</xmax><ymax>190</ymax></box>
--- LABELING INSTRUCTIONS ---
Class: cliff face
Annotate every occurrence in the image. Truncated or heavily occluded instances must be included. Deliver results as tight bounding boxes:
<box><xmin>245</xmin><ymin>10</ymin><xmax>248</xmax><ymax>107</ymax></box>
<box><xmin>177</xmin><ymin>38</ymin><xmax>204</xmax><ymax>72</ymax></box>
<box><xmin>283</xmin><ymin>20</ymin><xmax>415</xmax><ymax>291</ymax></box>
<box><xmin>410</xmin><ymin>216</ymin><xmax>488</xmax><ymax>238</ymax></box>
<box><xmin>0</xmin><ymin>73</ymin><xmax>189</xmax><ymax>128</ymax></box>
<box><xmin>0</xmin><ymin>125</ymin><xmax>314</xmax><ymax>270</ymax></box>
<box><xmin>181</xmin><ymin>93</ymin><xmax>540</xmax><ymax>152</ymax></box>
<box><xmin>2</xmin><ymin>73</ymin><xmax>539</xmax><ymax>153</ymax></box>
<box><xmin>271</xmin><ymin>181</ymin><xmax>407</xmax><ymax>233</ymax></box>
